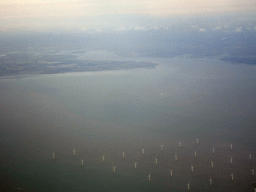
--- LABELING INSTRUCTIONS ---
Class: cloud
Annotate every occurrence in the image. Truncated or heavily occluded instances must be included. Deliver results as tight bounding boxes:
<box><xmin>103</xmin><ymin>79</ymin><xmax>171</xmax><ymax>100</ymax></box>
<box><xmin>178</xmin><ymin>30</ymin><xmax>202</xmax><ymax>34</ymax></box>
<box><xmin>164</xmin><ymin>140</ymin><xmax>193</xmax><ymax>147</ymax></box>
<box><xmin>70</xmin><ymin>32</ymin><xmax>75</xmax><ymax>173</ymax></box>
<box><xmin>235</xmin><ymin>27</ymin><xmax>242</xmax><ymax>32</ymax></box>
<box><xmin>114</xmin><ymin>26</ymin><xmax>148</xmax><ymax>31</ymax></box>
<box><xmin>213</xmin><ymin>25</ymin><xmax>222</xmax><ymax>30</ymax></box>
<box><xmin>134</xmin><ymin>26</ymin><xmax>147</xmax><ymax>31</ymax></box>
<box><xmin>114</xmin><ymin>27</ymin><xmax>126</xmax><ymax>31</ymax></box>
<box><xmin>199</xmin><ymin>28</ymin><xmax>207</xmax><ymax>32</ymax></box>
<box><xmin>1</xmin><ymin>0</ymin><xmax>256</xmax><ymax>32</ymax></box>
<box><xmin>1</xmin><ymin>0</ymin><xmax>256</xmax><ymax>19</ymax></box>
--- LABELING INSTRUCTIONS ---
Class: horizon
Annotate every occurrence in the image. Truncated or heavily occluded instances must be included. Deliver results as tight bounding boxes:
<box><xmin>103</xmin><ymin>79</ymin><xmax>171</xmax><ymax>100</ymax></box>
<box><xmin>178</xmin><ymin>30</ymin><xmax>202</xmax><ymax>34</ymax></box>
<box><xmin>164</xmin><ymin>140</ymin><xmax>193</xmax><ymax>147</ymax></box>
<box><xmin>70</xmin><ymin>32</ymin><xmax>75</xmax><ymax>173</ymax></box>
<box><xmin>0</xmin><ymin>0</ymin><xmax>256</xmax><ymax>32</ymax></box>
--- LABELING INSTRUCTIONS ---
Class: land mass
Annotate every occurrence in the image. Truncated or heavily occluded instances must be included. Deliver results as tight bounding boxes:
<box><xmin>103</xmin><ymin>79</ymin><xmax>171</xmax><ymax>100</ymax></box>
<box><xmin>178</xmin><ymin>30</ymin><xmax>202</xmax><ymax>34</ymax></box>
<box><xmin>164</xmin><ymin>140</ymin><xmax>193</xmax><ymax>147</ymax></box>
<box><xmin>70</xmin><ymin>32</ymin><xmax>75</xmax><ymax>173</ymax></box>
<box><xmin>0</xmin><ymin>52</ymin><xmax>157</xmax><ymax>76</ymax></box>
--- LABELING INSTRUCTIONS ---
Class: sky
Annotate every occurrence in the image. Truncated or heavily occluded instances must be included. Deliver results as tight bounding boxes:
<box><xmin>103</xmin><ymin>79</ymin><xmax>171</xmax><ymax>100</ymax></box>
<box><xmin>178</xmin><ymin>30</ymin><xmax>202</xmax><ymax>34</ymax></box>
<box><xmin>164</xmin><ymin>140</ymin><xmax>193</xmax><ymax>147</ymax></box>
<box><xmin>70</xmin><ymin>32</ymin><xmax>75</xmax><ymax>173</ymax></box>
<box><xmin>0</xmin><ymin>0</ymin><xmax>256</xmax><ymax>32</ymax></box>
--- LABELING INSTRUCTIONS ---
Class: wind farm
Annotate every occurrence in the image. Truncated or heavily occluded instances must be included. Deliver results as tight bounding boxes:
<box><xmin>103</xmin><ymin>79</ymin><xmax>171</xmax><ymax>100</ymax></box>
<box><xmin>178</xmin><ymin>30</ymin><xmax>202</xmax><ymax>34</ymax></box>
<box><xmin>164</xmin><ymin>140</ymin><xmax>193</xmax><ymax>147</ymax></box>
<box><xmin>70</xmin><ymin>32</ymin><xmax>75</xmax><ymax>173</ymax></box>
<box><xmin>42</xmin><ymin>136</ymin><xmax>256</xmax><ymax>192</ymax></box>
<box><xmin>1</xmin><ymin>94</ymin><xmax>255</xmax><ymax>192</ymax></box>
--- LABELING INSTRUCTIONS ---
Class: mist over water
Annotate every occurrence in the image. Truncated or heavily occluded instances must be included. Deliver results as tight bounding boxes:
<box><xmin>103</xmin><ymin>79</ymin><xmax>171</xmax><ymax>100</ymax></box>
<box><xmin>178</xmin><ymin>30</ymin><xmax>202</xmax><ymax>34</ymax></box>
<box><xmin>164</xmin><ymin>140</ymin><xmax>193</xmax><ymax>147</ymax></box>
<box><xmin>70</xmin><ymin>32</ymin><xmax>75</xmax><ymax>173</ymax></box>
<box><xmin>0</xmin><ymin>54</ymin><xmax>256</xmax><ymax>191</ymax></box>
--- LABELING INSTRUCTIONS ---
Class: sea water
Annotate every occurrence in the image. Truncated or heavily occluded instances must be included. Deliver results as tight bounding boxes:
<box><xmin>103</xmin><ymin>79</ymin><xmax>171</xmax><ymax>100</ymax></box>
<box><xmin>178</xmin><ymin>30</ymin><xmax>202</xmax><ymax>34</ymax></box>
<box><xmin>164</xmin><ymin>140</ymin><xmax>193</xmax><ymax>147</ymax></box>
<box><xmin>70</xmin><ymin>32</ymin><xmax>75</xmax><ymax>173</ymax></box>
<box><xmin>0</xmin><ymin>55</ymin><xmax>256</xmax><ymax>191</ymax></box>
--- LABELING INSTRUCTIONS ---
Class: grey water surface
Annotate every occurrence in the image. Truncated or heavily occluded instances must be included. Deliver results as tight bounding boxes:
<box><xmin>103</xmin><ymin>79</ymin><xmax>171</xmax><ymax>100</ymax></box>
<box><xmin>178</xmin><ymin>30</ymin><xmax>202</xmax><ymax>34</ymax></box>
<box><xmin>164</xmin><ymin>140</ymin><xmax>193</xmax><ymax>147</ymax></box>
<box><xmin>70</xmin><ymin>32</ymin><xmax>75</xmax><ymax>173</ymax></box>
<box><xmin>0</xmin><ymin>54</ymin><xmax>256</xmax><ymax>191</ymax></box>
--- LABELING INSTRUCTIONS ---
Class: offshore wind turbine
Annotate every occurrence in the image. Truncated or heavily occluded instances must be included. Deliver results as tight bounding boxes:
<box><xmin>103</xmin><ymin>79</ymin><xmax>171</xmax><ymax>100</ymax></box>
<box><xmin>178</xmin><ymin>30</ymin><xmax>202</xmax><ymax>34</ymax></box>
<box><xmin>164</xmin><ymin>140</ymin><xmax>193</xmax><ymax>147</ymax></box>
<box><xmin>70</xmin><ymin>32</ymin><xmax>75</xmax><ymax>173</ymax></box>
<box><xmin>209</xmin><ymin>178</ymin><xmax>212</xmax><ymax>185</ymax></box>
<box><xmin>142</xmin><ymin>148</ymin><xmax>145</xmax><ymax>154</ymax></box>
<box><xmin>211</xmin><ymin>161</ymin><xmax>214</xmax><ymax>168</ymax></box>
<box><xmin>230</xmin><ymin>173</ymin><xmax>234</xmax><ymax>180</ymax></box>
<box><xmin>230</xmin><ymin>143</ymin><xmax>233</xmax><ymax>150</ymax></box>
<box><xmin>170</xmin><ymin>170</ymin><xmax>173</xmax><ymax>177</ymax></box>
<box><xmin>175</xmin><ymin>154</ymin><xmax>178</xmax><ymax>161</ymax></box>
<box><xmin>230</xmin><ymin>157</ymin><xmax>233</xmax><ymax>164</ymax></box>
<box><xmin>134</xmin><ymin>162</ymin><xmax>138</xmax><ymax>169</ymax></box>
<box><xmin>81</xmin><ymin>159</ymin><xmax>84</xmax><ymax>166</ymax></box>
<box><xmin>191</xmin><ymin>165</ymin><xmax>194</xmax><ymax>172</ymax></box>
<box><xmin>160</xmin><ymin>145</ymin><xmax>164</xmax><ymax>151</ymax></box>
<box><xmin>179</xmin><ymin>142</ymin><xmax>182</xmax><ymax>147</ymax></box>
<box><xmin>53</xmin><ymin>152</ymin><xmax>55</xmax><ymax>160</ymax></box>
<box><xmin>102</xmin><ymin>155</ymin><xmax>105</xmax><ymax>161</ymax></box>
<box><xmin>253</xmin><ymin>183</ymin><xmax>256</xmax><ymax>192</ymax></box>
<box><xmin>122</xmin><ymin>152</ymin><xmax>125</xmax><ymax>158</ymax></box>
<box><xmin>212</xmin><ymin>147</ymin><xmax>215</xmax><ymax>154</ymax></box>
<box><xmin>113</xmin><ymin>166</ymin><xmax>116</xmax><ymax>173</ymax></box>
<box><xmin>187</xmin><ymin>183</ymin><xmax>190</xmax><ymax>190</ymax></box>
<box><xmin>249</xmin><ymin>153</ymin><xmax>252</xmax><ymax>160</ymax></box>
<box><xmin>194</xmin><ymin>151</ymin><xmax>196</xmax><ymax>157</ymax></box>
<box><xmin>154</xmin><ymin>157</ymin><xmax>158</xmax><ymax>165</ymax></box>
<box><xmin>73</xmin><ymin>148</ymin><xmax>76</xmax><ymax>156</ymax></box>
<box><xmin>196</xmin><ymin>138</ymin><xmax>199</xmax><ymax>144</ymax></box>
<box><xmin>148</xmin><ymin>174</ymin><xmax>151</xmax><ymax>181</ymax></box>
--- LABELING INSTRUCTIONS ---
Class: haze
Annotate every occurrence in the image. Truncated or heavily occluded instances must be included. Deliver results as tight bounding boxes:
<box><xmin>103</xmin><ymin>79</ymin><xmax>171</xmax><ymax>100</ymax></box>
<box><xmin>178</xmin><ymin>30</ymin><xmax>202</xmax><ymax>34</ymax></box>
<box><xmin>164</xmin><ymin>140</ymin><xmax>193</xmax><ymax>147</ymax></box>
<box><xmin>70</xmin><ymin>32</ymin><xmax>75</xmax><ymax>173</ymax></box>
<box><xmin>1</xmin><ymin>0</ymin><xmax>256</xmax><ymax>31</ymax></box>
<box><xmin>0</xmin><ymin>1</ymin><xmax>256</xmax><ymax>192</ymax></box>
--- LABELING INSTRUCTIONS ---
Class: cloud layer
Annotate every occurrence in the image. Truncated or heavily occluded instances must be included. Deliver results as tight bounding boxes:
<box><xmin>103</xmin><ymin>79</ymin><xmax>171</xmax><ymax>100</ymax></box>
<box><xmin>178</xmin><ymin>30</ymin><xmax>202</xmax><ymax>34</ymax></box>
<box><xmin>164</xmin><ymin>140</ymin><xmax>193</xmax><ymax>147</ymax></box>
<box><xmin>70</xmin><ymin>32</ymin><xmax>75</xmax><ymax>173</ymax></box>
<box><xmin>0</xmin><ymin>0</ymin><xmax>256</xmax><ymax>31</ymax></box>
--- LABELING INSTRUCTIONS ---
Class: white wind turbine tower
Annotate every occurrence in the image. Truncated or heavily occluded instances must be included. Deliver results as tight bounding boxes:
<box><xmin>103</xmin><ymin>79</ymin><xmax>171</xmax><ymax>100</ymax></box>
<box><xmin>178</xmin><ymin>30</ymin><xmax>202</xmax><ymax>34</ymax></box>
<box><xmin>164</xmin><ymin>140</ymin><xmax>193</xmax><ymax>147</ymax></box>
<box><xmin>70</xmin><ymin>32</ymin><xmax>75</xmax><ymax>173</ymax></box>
<box><xmin>230</xmin><ymin>157</ymin><xmax>233</xmax><ymax>164</ymax></box>
<box><xmin>249</xmin><ymin>153</ymin><xmax>252</xmax><ymax>160</ymax></box>
<box><xmin>73</xmin><ymin>149</ymin><xmax>76</xmax><ymax>156</ymax></box>
<box><xmin>179</xmin><ymin>142</ymin><xmax>182</xmax><ymax>147</ymax></box>
<box><xmin>160</xmin><ymin>145</ymin><xmax>164</xmax><ymax>151</ymax></box>
<box><xmin>252</xmin><ymin>169</ymin><xmax>255</xmax><ymax>176</ymax></box>
<box><xmin>134</xmin><ymin>162</ymin><xmax>138</xmax><ymax>169</ymax></box>
<box><xmin>212</xmin><ymin>147</ymin><xmax>215</xmax><ymax>154</ymax></box>
<box><xmin>122</xmin><ymin>152</ymin><xmax>125</xmax><ymax>158</ymax></box>
<box><xmin>191</xmin><ymin>165</ymin><xmax>194</xmax><ymax>172</ymax></box>
<box><xmin>148</xmin><ymin>174</ymin><xmax>151</xmax><ymax>181</ymax></box>
<box><xmin>194</xmin><ymin>151</ymin><xmax>196</xmax><ymax>157</ymax></box>
<box><xmin>209</xmin><ymin>178</ymin><xmax>212</xmax><ymax>185</ymax></box>
<box><xmin>113</xmin><ymin>166</ymin><xmax>116</xmax><ymax>173</ymax></box>
<box><xmin>230</xmin><ymin>143</ymin><xmax>233</xmax><ymax>150</ymax></box>
<box><xmin>142</xmin><ymin>148</ymin><xmax>145</xmax><ymax>154</ymax></box>
<box><xmin>253</xmin><ymin>183</ymin><xmax>256</xmax><ymax>192</ymax></box>
<box><xmin>102</xmin><ymin>155</ymin><xmax>105</xmax><ymax>161</ymax></box>
<box><xmin>170</xmin><ymin>170</ymin><xmax>173</xmax><ymax>177</ymax></box>
<box><xmin>81</xmin><ymin>159</ymin><xmax>84</xmax><ymax>166</ymax></box>
<box><xmin>154</xmin><ymin>157</ymin><xmax>158</xmax><ymax>165</ymax></box>
<box><xmin>196</xmin><ymin>138</ymin><xmax>199</xmax><ymax>144</ymax></box>
<box><xmin>230</xmin><ymin>173</ymin><xmax>234</xmax><ymax>180</ymax></box>
<box><xmin>187</xmin><ymin>183</ymin><xmax>190</xmax><ymax>190</ymax></box>
<box><xmin>175</xmin><ymin>154</ymin><xmax>178</xmax><ymax>161</ymax></box>
<box><xmin>211</xmin><ymin>161</ymin><xmax>214</xmax><ymax>168</ymax></box>
<box><xmin>53</xmin><ymin>152</ymin><xmax>55</xmax><ymax>160</ymax></box>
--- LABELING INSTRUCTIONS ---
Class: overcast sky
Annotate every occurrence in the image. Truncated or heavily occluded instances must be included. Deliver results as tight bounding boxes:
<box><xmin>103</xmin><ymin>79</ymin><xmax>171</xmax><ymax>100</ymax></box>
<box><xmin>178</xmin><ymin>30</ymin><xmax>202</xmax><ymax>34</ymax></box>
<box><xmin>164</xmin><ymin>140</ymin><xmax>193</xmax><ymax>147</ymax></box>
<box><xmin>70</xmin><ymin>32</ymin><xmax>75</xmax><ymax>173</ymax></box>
<box><xmin>1</xmin><ymin>0</ymin><xmax>256</xmax><ymax>32</ymax></box>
